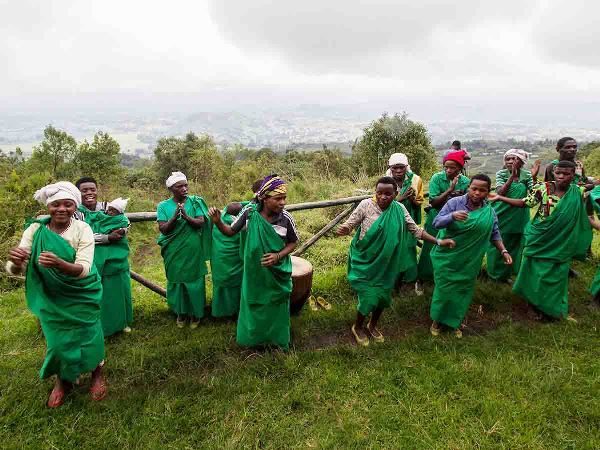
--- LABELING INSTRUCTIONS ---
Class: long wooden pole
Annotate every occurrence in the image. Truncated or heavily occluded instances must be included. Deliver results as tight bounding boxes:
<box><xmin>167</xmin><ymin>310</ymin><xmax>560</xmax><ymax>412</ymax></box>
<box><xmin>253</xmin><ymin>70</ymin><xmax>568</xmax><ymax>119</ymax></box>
<box><xmin>130</xmin><ymin>270</ymin><xmax>166</xmax><ymax>298</ymax></box>
<box><xmin>292</xmin><ymin>203</ymin><xmax>357</xmax><ymax>257</ymax></box>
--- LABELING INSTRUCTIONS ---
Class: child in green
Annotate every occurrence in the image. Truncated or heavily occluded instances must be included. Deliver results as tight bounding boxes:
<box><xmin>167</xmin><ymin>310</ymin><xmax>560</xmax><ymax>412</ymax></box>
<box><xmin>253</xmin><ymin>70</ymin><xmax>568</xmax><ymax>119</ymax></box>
<box><xmin>336</xmin><ymin>177</ymin><xmax>455</xmax><ymax>346</ymax></box>
<box><xmin>157</xmin><ymin>172</ymin><xmax>211</xmax><ymax>329</ymax></box>
<box><xmin>209</xmin><ymin>175</ymin><xmax>299</xmax><ymax>350</ymax></box>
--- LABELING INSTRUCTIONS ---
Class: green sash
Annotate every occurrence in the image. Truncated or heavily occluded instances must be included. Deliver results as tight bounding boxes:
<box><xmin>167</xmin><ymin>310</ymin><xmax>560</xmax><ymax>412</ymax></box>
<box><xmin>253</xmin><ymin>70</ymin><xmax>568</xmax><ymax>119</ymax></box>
<box><xmin>25</xmin><ymin>219</ymin><xmax>104</xmax><ymax>381</ymax></box>
<box><xmin>590</xmin><ymin>186</ymin><xmax>600</xmax><ymax>297</ymax></box>
<box><xmin>430</xmin><ymin>203</ymin><xmax>495</xmax><ymax>328</ymax></box>
<box><xmin>237</xmin><ymin>205</ymin><xmax>292</xmax><ymax>349</ymax></box>
<box><xmin>417</xmin><ymin>172</ymin><xmax>470</xmax><ymax>280</ymax></box>
<box><xmin>399</xmin><ymin>172</ymin><xmax>422</xmax><ymax>227</ymax></box>
<box><xmin>513</xmin><ymin>184</ymin><xmax>592</xmax><ymax>318</ymax></box>
<box><xmin>347</xmin><ymin>201</ymin><xmax>408</xmax><ymax>314</ymax></box>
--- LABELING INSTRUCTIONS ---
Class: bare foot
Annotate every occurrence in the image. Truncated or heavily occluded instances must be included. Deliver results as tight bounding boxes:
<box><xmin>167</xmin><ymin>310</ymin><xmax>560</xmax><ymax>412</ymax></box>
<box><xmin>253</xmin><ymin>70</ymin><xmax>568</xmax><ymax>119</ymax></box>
<box><xmin>47</xmin><ymin>379</ymin><xmax>71</xmax><ymax>408</ymax></box>
<box><xmin>90</xmin><ymin>372</ymin><xmax>107</xmax><ymax>402</ymax></box>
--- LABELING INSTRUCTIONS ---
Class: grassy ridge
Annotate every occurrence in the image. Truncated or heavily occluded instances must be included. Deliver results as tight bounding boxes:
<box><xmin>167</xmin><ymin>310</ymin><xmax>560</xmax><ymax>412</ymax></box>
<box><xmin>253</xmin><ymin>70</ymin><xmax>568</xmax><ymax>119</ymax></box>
<box><xmin>0</xmin><ymin>201</ymin><xmax>599</xmax><ymax>448</ymax></box>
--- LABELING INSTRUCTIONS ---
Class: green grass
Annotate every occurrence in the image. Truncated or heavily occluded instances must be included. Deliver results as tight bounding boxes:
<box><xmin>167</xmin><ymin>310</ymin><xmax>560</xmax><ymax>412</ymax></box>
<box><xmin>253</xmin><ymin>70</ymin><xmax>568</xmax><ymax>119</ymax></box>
<box><xmin>1</xmin><ymin>218</ymin><xmax>599</xmax><ymax>449</ymax></box>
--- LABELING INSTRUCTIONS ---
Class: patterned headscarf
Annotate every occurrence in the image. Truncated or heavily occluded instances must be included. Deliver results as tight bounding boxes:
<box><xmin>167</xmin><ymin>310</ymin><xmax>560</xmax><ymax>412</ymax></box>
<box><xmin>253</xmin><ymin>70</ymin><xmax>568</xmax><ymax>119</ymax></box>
<box><xmin>504</xmin><ymin>149</ymin><xmax>530</xmax><ymax>164</ymax></box>
<box><xmin>257</xmin><ymin>174</ymin><xmax>287</xmax><ymax>198</ymax></box>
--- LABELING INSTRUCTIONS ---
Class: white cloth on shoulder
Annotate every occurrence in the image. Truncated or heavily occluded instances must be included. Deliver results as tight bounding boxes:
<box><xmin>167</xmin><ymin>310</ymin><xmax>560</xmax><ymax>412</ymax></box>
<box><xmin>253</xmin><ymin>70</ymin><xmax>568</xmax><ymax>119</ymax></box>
<box><xmin>34</xmin><ymin>181</ymin><xmax>81</xmax><ymax>206</ymax></box>
<box><xmin>166</xmin><ymin>171</ymin><xmax>187</xmax><ymax>188</ymax></box>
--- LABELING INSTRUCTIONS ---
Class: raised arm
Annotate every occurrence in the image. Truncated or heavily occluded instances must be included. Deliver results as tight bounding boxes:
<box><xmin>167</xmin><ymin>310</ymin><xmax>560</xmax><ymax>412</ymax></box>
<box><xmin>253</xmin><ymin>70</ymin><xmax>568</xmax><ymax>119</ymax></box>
<box><xmin>158</xmin><ymin>204</ymin><xmax>181</xmax><ymax>235</ymax></box>
<box><xmin>209</xmin><ymin>207</ymin><xmax>238</xmax><ymax>236</ymax></box>
<box><xmin>429</xmin><ymin>176</ymin><xmax>459</xmax><ymax>209</ymax></box>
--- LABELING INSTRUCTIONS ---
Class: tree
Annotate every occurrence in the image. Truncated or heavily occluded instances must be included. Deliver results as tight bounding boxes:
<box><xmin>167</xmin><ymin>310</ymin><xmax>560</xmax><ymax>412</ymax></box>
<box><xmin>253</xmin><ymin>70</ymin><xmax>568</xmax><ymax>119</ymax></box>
<box><xmin>352</xmin><ymin>113</ymin><xmax>437</xmax><ymax>178</ymax></box>
<box><xmin>584</xmin><ymin>147</ymin><xmax>600</xmax><ymax>176</ymax></box>
<box><xmin>29</xmin><ymin>125</ymin><xmax>77</xmax><ymax>178</ymax></box>
<box><xmin>153</xmin><ymin>132</ymin><xmax>200</xmax><ymax>182</ymax></box>
<box><xmin>73</xmin><ymin>131</ymin><xmax>123</xmax><ymax>182</ymax></box>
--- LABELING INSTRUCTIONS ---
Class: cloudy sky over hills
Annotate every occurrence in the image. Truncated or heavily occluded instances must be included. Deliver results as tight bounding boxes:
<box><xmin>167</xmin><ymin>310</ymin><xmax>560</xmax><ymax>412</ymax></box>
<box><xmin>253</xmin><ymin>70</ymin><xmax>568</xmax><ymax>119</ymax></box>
<box><xmin>1</xmin><ymin>0</ymin><xmax>599</xmax><ymax>113</ymax></box>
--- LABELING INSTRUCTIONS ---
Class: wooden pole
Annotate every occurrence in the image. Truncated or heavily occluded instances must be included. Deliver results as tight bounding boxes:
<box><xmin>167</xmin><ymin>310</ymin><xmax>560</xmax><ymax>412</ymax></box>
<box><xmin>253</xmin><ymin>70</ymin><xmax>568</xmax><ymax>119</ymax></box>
<box><xmin>292</xmin><ymin>203</ymin><xmax>357</xmax><ymax>257</ymax></box>
<box><xmin>130</xmin><ymin>270</ymin><xmax>166</xmax><ymax>298</ymax></box>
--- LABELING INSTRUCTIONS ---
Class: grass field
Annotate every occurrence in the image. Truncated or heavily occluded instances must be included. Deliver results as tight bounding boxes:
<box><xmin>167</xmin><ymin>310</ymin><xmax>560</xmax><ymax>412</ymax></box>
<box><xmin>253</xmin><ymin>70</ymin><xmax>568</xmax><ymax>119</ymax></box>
<box><xmin>1</xmin><ymin>207</ymin><xmax>599</xmax><ymax>449</ymax></box>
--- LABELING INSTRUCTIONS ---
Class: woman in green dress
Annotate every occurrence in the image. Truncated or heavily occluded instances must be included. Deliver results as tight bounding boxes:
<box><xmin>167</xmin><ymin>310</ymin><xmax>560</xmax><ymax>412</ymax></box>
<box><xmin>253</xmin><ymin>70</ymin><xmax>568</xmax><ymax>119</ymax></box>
<box><xmin>6</xmin><ymin>182</ymin><xmax>106</xmax><ymax>408</ymax></box>
<box><xmin>485</xmin><ymin>149</ymin><xmax>539</xmax><ymax>282</ymax></box>
<box><xmin>430</xmin><ymin>174</ymin><xmax>512</xmax><ymax>337</ymax></box>
<box><xmin>209</xmin><ymin>175</ymin><xmax>299</xmax><ymax>350</ymax></box>
<box><xmin>589</xmin><ymin>186</ymin><xmax>600</xmax><ymax>305</ymax></box>
<box><xmin>417</xmin><ymin>150</ymin><xmax>471</xmax><ymax>289</ymax></box>
<box><xmin>491</xmin><ymin>161</ymin><xmax>593</xmax><ymax>319</ymax></box>
<box><xmin>157</xmin><ymin>172</ymin><xmax>211</xmax><ymax>328</ymax></box>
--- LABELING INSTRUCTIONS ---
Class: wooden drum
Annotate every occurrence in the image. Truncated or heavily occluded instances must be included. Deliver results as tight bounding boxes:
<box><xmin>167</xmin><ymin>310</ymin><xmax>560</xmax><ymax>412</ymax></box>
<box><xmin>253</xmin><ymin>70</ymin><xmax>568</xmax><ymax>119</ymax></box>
<box><xmin>290</xmin><ymin>256</ymin><xmax>313</xmax><ymax>315</ymax></box>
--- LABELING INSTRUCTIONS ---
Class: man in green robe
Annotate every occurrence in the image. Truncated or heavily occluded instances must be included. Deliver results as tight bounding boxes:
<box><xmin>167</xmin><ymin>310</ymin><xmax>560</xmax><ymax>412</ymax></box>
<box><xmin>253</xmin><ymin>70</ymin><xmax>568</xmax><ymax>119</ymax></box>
<box><xmin>492</xmin><ymin>161</ymin><xmax>593</xmax><ymax>319</ymax></box>
<box><xmin>337</xmin><ymin>177</ymin><xmax>455</xmax><ymax>346</ymax></box>
<box><xmin>587</xmin><ymin>186</ymin><xmax>600</xmax><ymax>305</ymax></box>
<box><xmin>430</xmin><ymin>174</ymin><xmax>512</xmax><ymax>337</ymax></box>
<box><xmin>209</xmin><ymin>175</ymin><xmax>299</xmax><ymax>350</ymax></box>
<box><xmin>417</xmin><ymin>150</ymin><xmax>470</xmax><ymax>286</ymax></box>
<box><xmin>157</xmin><ymin>171</ymin><xmax>211</xmax><ymax>328</ymax></box>
<box><xmin>486</xmin><ymin>149</ymin><xmax>539</xmax><ymax>282</ymax></box>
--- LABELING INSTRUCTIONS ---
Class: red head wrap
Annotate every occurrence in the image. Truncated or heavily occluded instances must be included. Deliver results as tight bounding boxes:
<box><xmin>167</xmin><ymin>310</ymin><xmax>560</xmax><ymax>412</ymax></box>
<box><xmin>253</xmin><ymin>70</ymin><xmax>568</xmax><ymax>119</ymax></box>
<box><xmin>443</xmin><ymin>150</ymin><xmax>466</xmax><ymax>168</ymax></box>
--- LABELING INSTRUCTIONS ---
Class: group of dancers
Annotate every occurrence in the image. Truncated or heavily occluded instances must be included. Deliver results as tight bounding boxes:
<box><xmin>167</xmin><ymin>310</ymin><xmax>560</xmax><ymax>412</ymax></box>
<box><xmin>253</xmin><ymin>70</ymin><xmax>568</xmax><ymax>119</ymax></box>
<box><xmin>6</xmin><ymin>137</ymin><xmax>600</xmax><ymax>407</ymax></box>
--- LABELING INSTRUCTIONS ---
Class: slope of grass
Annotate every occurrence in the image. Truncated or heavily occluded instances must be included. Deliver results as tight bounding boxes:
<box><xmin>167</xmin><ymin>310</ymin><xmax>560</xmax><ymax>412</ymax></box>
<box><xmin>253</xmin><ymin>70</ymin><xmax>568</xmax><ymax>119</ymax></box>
<box><xmin>1</xmin><ymin>216</ymin><xmax>599</xmax><ymax>449</ymax></box>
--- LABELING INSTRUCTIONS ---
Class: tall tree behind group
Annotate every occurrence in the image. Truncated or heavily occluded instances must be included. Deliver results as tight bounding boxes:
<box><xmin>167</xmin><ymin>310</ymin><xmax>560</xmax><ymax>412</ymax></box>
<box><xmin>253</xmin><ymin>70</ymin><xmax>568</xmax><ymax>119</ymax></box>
<box><xmin>29</xmin><ymin>125</ymin><xmax>77</xmax><ymax>178</ymax></box>
<box><xmin>352</xmin><ymin>113</ymin><xmax>437</xmax><ymax>178</ymax></box>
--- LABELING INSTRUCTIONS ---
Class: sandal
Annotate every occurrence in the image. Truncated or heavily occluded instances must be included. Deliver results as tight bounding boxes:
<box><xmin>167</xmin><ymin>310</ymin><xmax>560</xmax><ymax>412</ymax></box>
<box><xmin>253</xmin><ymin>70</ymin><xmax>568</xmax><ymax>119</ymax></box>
<box><xmin>366</xmin><ymin>321</ymin><xmax>384</xmax><ymax>343</ymax></box>
<box><xmin>316</xmin><ymin>296</ymin><xmax>332</xmax><ymax>310</ymax></box>
<box><xmin>430</xmin><ymin>322</ymin><xmax>440</xmax><ymax>337</ymax></box>
<box><xmin>189</xmin><ymin>318</ymin><xmax>200</xmax><ymax>329</ymax></box>
<box><xmin>454</xmin><ymin>328</ymin><xmax>463</xmax><ymax>339</ymax></box>
<box><xmin>90</xmin><ymin>376</ymin><xmax>107</xmax><ymax>402</ymax></box>
<box><xmin>351</xmin><ymin>324</ymin><xmax>369</xmax><ymax>347</ymax></box>
<box><xmin>176</xmin><ymin>316</ymin><xmax>186</xmax><ymax>328</ymax></box>
<box><xmin>308</xmin><ymin>296</ymin><xmax>319</xmax><ymax>311</ymax></box>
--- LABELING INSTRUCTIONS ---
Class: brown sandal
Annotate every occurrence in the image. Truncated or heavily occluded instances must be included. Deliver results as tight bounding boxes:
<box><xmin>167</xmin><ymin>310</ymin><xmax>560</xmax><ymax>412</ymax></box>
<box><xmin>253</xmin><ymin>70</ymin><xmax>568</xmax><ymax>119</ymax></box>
<box><xmin>90</xmin><ymin>376</ymin><xmax>107</xmax><ymax>402</ymax></box>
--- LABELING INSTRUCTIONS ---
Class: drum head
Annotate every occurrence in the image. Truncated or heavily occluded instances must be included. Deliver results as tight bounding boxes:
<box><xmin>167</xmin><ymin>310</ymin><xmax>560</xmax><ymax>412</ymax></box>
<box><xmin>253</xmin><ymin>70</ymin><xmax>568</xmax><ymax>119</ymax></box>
<box><xmin>291</xmin><ymin>256</ymin><xmax>313</xmax><ymax>276</ymax></box>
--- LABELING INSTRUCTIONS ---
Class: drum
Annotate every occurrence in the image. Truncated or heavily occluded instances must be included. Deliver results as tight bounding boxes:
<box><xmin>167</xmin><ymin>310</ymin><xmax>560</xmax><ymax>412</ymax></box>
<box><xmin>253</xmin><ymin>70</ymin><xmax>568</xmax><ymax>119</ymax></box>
<box><xmin>290</xmin><ymin>256</ymin><xmax>313</xmax><ymax>315</ymax></box>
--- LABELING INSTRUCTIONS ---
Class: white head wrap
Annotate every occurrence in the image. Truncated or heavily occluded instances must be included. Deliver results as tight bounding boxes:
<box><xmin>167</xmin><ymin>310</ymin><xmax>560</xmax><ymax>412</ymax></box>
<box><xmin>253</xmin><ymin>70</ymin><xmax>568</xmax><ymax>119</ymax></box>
<box><xmin>386</xmin><ymin>152</ymin><xmax>411</xmax><ymax>176</ymax></box>
<box><xmin>504</xmin><ymin>149</ymin><xmax>530</xmax><ymax>164</ymax></box>
<box><xmin>108</xmin><ymin>197</ymin><xmax>129</xmax><ymax>213</ymax></box>
<box><xmin>34</xmin><ymin>181</ymin><xmax>81</xmax><ymax>206</ymax></box>
<box><xmin>166</xmin><ymin>171</ymin><xmax>187</xmax><ymax>188</ymax></box>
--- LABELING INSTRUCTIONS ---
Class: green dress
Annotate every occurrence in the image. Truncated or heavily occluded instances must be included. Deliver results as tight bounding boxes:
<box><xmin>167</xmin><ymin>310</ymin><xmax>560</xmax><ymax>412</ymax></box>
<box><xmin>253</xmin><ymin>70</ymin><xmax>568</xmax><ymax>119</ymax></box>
<box><xmin>211</xmin><ymin>203</ymin><xmax>248</xmax><ymax>318</ymax></box>
<box><xmin>25</xmin><ymin>219</ymin><xmax>104</xmax><ymax>382</ymax></box>
<box><xmin>430</xmin><ymin>203</ymin><xmax>495</xmax><ymax>328</ymax></box>
<box><xmin>397</xmin><ymin>172</ymin><xmax>422</xmax><ymax>283</ymax></box>
<box><xmin>348</xmin><ymin>201</ymin><xmax>408</xmax><ymax>315</ymax></box>
<box><xmin>237</xmin><ymin>205</ymin><xmax>293</xmax><ymax>350</ymax></box>
<box><xmin>486</xmin><ymin>169</ymin><xmax>533</xmax><ymax>281</ymax></box>
<box><xmin>79</xmin><ymin>206</ymin><xmax>132</xmax><ymax>336</ymax></box>
<box><xmin>417</xmin><ymin>172</ymin><xmax>470</xmax><ymax>280</ymax></box>
<box><xmin>513</xmin><ymin>184</ymin><xmax>592</xmax><ymax>318</ymax></box>
<box><xmin>588</xmin><ymin>186</ymin><xmax>600</xmax><ymax>297</ymax></box>
<box><xmin>157</xmin><ymin>196</ymin><xmax>211</xmax><ymax>319</ymax></box>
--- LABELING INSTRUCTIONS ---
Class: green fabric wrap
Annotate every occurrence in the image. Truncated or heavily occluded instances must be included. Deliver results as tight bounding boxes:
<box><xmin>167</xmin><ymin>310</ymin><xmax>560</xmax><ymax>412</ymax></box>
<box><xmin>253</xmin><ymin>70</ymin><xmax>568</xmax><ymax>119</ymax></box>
<box><xmin>79</xmin><ymin>206</ymin><xmax>132</xmax><ymax>336</ymax></box>
<box><xmin>430</xmin><ymin>203</ymin><xmax>495</xmax><ymax>328</ymax></box>
<box><xmin>211</xmin><ymin>210</ymin><xmax>244</xmax><ymax>317</ymax></box>
<box><xmin>348</xmin><ymin>201</ymin><xmax>408</xmax><ymax>315</ymax></box>
<box><xmin>417</xmin><ymin>172</ymin><xmax>470</xmax><ymax>280</ymax></box>
<box><xmin>25</xmin><ymin>219</ymin><xmax>104</xmax><ymax>382</ymax></box>
<box><xmin>590</xmin><ymin>186</ymin><xmax>600</xmax><ymax>297</ymax></box>
<box><xmin>513</xmin><ymin>184</ymin><xmax>593</xmax><ymax>318</ymax></box>
<box><xmin>486</xmin><ymin>170</ymin><xmax>530</xmax><ymax>280</ymax></box>
<box><xmin>157</xmin><ymin>195</ymin><xmax>211</xmax><ymax>318</ymax></box>
<box><xmin>398</xmin><ymin>173</ymin><xmax>420</xmax><ymax>283</ymax></box>
<box><xmin>237</xmin><ymin>205</ymin><xmax>292</xmax><ymax>349</ymax></box>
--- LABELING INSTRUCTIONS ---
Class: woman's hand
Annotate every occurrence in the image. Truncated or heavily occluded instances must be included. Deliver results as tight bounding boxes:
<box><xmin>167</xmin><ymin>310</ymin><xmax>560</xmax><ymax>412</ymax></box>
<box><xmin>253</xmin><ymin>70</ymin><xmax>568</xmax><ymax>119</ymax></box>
<box><xmin>261</xmin><ymin>253</ymin><xmax>279</xmax><ymax>267</ymax></box>
<box><xmin>452</xmin><ymin>210</ymin><xmax>469</xmax><ymax>221</ymax></box>
<box><xmin>450</xmin><ymin>176</ymin><xmax>459</xmax><ymax>190</ymax></box>
<box><xmin>336</xmin><ymin>224</ymin><xmax>351</xmax><ymax>236</ymax></box>
<box><xmin>531</xmin><ymin>159</ymin><xmax>541</xmax><ymax>179</ymax></box>
<box><xmin>8</xmin><ymin>247</ymin><xmax>30</xmax><ymax>267</ymax></box>
<box><xmin>439</xmin><ymin>239</ymin><xmax>456</xmax><ymax>248</ymax></box>
<box><xmin>502</xmin><ymin>251</ymin><xmax>513</xmax><ymax>265</ymax></box>
<box><xmin>38</xmin><ymin>251</ymin><xmax>63</xmax><ymax>269</ymax></box>
<box><xmin>208</xmin><ymin>207</ymin><xmax>222</xmax><ymax>223</ymax></box>
<box><xmin>487</xmin><ymin>193</ymin><xmax>499</xmax><ymax>202</ymax></box>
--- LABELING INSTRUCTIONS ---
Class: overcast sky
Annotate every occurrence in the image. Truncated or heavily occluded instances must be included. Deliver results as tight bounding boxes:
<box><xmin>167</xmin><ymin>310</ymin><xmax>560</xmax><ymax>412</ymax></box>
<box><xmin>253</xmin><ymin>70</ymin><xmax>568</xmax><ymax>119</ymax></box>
<box><xmin>1</xmin><ymin>0</ymin><xmax>599</xmax><ymax>110</ymax></box>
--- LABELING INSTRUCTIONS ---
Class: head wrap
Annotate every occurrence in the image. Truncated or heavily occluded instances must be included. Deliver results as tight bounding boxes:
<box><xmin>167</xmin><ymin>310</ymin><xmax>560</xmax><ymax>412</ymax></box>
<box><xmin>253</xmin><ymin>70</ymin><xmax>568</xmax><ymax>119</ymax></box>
<box><xmin>34</xmin><ymin>181</ymin><xmax>81</xmax><ymax>206</ymax></box>
<box><xmin>166</xmin><ymin>171</ymin><xmax>187</xmax><ymax>188</ymax></box>
<box><xmin>443</xmin><ymin>150</ymin><xmax>466</xmax><ymax>168</ymax></box>
<box><xmin>386</xmin><ymin>152</ymin><xmax>411</xmax><ymax>177</ymax></box>
<box><xmin>504</xmin><ymin>148</ymin><xmax>529</xmax><ymax>164</ymax></box>
<box><xmin>108</xmin><ymin>197</ymin><xmax>129</xmax><ymax>213</ymax></box>
<box><xmin>257</xmin><ymin>174</ymin><xmax>287</xmax><ymax>198</ymax></box>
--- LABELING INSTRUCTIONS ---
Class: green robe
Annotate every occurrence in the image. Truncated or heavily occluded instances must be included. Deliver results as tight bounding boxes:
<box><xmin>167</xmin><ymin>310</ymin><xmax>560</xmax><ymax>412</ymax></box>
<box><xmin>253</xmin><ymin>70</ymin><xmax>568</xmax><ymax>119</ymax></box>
<box><xmin>513</xmin><ymin>184</ymin><xmax>592</xmax><ymax>318</ymax></box>
<box><xmin>25</xmin><ymin>219</ymin><xmax>104</xmax><ymax>382</ymax></box>
<box><xmin>157</xmin><ymin>196</ymin><xmax>211</xmax><ymax>319</ymax></box>
<box><xmin>588</xmin><ymin>186</ymin><xmax>600</xmax><ymax>297</ymax></box>
<box><xmin>237</xmin><ymin>205</ymin><xmax>292</xmax><ymax>350</ymax></box>
<box><xmin>79</xmin><ymin>206</ymin><xmax>132</xmax><ymax>336</ymax></box>
<box><xmin>417</xmin><ymin>172</ymin><xmax>470</xmax><ymax>280</ymax></box>
<box><xmin>397</xmin><ymin>172</ymin><xmax>421</xmax><ymax>283</ymax></box>
<box><xmin>348</xmin><ymin>201</ymin><xmax>408</xmax><ymax>315</ymax></box>
<box><xmin>430</xmin><ymin>203</ymin><xmax>495</xmax><ymax>329</ymax></box>
<box><xmin>211</xmin><ymin>204</ymin><xmax>248</xmax><ymax>318</ymax></box>
<box><xmin>486</xmin><ymin>169</ymin><xmax>532</xmax><ymax>281</ymax></box>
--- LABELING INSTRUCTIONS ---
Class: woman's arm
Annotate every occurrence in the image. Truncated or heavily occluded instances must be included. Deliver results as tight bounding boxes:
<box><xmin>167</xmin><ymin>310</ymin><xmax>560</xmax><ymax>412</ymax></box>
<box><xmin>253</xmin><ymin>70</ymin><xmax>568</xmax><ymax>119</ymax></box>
<box><xmin>209</xmin><ymin>207</ymin><xmax>239</xmax><ymax>236</ymax></box>
<box><xmin>158</xmin><ymin>205</ymin><xmax>182</xmax><ymax>235</ymax></box>
<box><xmin>261</xmin><ymin>241</ymin><xmax>297</xmax><ymax>267</ymax></box>
<box><xmin>488</xmin><ymin>193</ymin><xmax>526</xmax><ymax>208</ymax></box>
<box><xmin>38</xmin><ymin>252</ymin><xmax>85</xmax><ymax>277</ymax></box>
<box><xmin>496</xmin><ymin>168</ymin><xmax>516</xmax><ymax>196</ymax></box>
<box><xmin>429</xmin><ymin>176</ymin><xmax>459</xmax><ymax>209</ymax></box>
<box><xmin>492</xmin><ymin>239</ymin><xmax>513</xmax><ymax>265</ymax></box>
<box><xmin>181</xmin><ymin>209</ymin><xmax>206</xmax><ymax>229</ymax></box>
